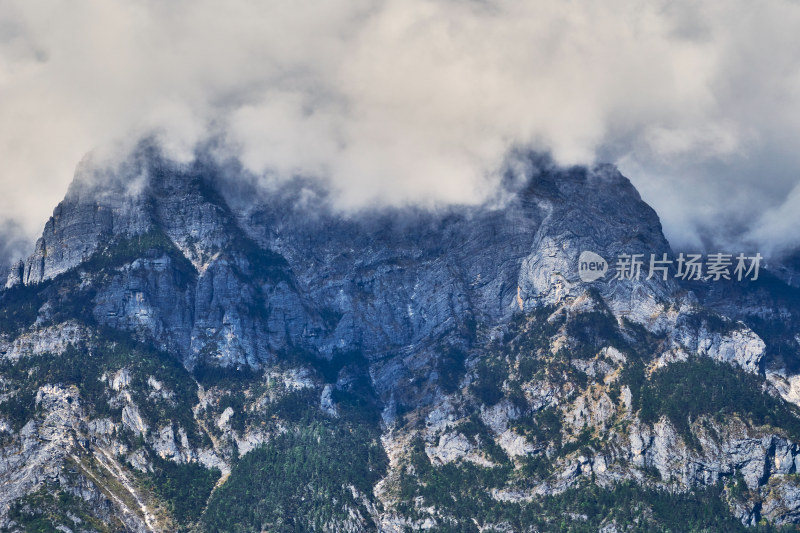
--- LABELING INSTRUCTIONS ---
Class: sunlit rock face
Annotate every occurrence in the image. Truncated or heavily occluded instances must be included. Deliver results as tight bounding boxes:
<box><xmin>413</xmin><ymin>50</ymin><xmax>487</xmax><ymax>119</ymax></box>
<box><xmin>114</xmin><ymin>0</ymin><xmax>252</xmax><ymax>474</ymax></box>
<box><xmin>8</xmin><ymin>149</ymin><xmax>677</xmax><ymax>369</ymax></box>
<box><xmin>5</xmin><ymin>145</ymin><xmax>800</xmax><ymax>530</ymax></box>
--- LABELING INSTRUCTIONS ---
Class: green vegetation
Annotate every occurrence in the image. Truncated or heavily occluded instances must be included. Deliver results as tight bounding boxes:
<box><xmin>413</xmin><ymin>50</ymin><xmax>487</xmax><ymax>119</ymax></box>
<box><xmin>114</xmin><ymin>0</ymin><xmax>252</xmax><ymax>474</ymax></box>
<box><xmin>216</xmin><ymin>390</ymin><xmax>249</xmax><ymax>433</ymax></box>
<box><xmin>502</xmin><ymin>307</ymin><xmax>563</xmax><ymax>362</ymax></box>
<box><xmin>398</xmin><ymin>305</ymin><xmax>800</xmax><ymax>530</ymax></box>
<box><xmin>396</xmin><ymin>437</ymin><xmax>512</xmax><ymax>523</ymax></box>
<box><xmin>437</xmin><ymin>344</ymin><xmax>467</xmax><ymax>394</ymax></box>
<box><xmin>453</xmin><ymin>414</ymin><xmax>509</xmax><ymax>464</ymax></box>
<box><xmin>0</xmin><ymin>228</ymin><xmax>197</xmax><ymax>335</ymax></box>
<box><xmin>398</xmin><ymin>444</ymin><xmax>787</xmax><ymax>533</ymax></box>
<box><xmin>682</xmin><ymin>308</ymin><xmax>738</xmax><ymax>336</ymax></box>
<box><xmin>513</xmin><ymin>406</ymin><xmax>563</xmax><ymax>449</ymax></box>
<box><xmin>0</xmin><ymin>327</ymin><xmax>201</xmax><ymax>442</ymax></box>
<box><xmin>141</xmin><ymin>453</ymin><xmax>220</xmax><ymax>525</ymax></box>
<box><xmin>565</xmin><ymin>309</ymin><xmax>623</xmax><ymax>358</ymax></box>
<box><xmin>469</xmin><ymin>307</ymin><xmax>572</xmax><ymax>408</ymax></box>
<box><xmin>470</xmin><ymin>357</ymin><xmax>506</xmax><ymax>406</ymax></box>
<box><xmin>196</xmin><ymin>348</ymin><xmax>388</xmax><ymax>531</ymax></box>
<box><xmin>0</xmin><ymin>281</ymin><xmax>47</xmax><ymax>335</ymax></box>
<box><xmin>5</xmin><ymin>484</ymin><xmax>124</xmax><ymax>533</ymax></box>
<box><xmin>80</xmin><ymin>228</ymin><xmax>197</xmax><ymax>287</ymax></box>
<box><xmin>559</xmin><ymin>426</ymin><xmax>601</xmax><ymax>457</ymax></box>
<box><xmin>253</xmin><ymin>347</ymin><xmax>372</xmax><ymax>388</ymax></box>
<box><xmin>5</xmin><ymin>224</ymin><xmax>800</xmax><ymax>533</ymax></box>
<box><xmin>193</xmin><ymin>361</ymin><xmax>261</xmax><ymax>389</ymax></box>
<box><xmin>638</xmin><ymin>357</ymin><xmax>800</xmax><ymax>446</ymax></box>
<box><xmin>201</xmin><ymin>415</ymin><xmax>388</xmax><ymax>532</ymax></box>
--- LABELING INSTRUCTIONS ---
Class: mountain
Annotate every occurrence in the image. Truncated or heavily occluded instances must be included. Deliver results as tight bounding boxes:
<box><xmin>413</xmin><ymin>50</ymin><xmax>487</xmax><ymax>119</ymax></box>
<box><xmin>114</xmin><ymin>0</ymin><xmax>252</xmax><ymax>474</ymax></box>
<box><xmin>1</xmin><ymin>145</ymin><xmax>800</xmax><ymax>531</ymax></box>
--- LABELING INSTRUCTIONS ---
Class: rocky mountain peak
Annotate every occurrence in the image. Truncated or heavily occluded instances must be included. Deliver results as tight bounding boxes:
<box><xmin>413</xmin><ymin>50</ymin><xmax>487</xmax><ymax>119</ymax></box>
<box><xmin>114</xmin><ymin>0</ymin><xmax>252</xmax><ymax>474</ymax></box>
<box><xmin>4</xmin><ymin>146</ymin><xmax>800</xmax><ymax>530</ymax></box>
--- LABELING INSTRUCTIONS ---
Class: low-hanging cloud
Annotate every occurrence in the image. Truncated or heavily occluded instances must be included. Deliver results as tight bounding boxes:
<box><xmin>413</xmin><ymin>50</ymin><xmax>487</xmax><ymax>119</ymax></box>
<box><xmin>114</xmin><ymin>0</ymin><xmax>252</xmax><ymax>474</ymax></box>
<box><xmin>1</xmin><ymin>0</ymin><xmax>800</xmax><ymax>260</ymax></box>
<box><xmin>0</xmin><ymin>218</ymin><xmax>28</xmax><ymax>267</ymax></box>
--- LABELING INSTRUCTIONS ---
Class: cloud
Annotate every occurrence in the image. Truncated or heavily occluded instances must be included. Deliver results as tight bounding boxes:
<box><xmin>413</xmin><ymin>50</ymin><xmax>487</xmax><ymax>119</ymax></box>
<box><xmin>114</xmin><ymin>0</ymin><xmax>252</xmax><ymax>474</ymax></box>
<box><xmin>1</xmin><ymin>0</ymin><xmax>800</xmax><ymax>258</ymax></box>
<box><xmin>0</xmin><ymin>218</ymin><xmax>30</xmax><ymax>266</ymax></box>
<box><xmin>746</xmin><ymin>181</ymin><xmax>800</xmax><ymax>258</ymax></box>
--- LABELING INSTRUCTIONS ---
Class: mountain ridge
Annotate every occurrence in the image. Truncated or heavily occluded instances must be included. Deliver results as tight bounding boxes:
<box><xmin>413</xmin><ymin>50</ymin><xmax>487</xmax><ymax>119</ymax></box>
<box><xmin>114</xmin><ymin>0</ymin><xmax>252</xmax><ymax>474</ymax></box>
<box><xmin>2</xmin><ymin>146</ymin><xmax>800</xmax><ymax>530</ymax></box>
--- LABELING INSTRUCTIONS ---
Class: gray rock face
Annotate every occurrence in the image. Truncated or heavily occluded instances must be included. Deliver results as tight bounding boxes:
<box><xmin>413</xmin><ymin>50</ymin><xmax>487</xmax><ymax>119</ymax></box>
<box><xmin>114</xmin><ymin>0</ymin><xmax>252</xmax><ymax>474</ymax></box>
<box><xmin>240</xmin><ymin>161</ymin><xmax>675</xmax><ymax>350</ymax></box>
<box><xmin>6</xmin><ymin>150</ymin><xmax>678</xmax><ymax>378</ymax></box>
<box><xmin>671</xmin><ymin>315</ymin><xmax>767</xmax><ymax>373</ymax></box>
<box><xmin>5</xmin><ymin>145</ymin><xmax>800</xmax><ymax>529</ymax></box>
<box><xmin>17</xmin><ymin>154</ymin><xmax>154</xmax><ymax>286</ymax></box>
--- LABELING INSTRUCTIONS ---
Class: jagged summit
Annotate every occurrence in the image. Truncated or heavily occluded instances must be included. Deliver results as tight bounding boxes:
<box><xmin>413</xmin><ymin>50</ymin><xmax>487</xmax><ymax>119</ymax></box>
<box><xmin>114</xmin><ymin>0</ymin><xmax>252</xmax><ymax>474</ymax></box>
<box><xmin>7</xmin><ymin>146</ymin><xmax>229</xmax><ymax>286</ymax></box>
<box><xmin>6</xmin><ymin>146</ymin><xmax>678</xmax><ymax>366</ymax></box>
<box><xmin>4</xmin><ymin>145</ymin><xmax>800</xmax><ymax>530</ymax></box>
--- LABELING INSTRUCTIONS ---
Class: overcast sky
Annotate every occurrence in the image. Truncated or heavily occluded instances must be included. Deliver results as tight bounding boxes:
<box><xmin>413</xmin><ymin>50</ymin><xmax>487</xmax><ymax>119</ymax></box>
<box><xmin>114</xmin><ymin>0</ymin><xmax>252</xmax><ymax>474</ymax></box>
<box><xmin>1</xmin><ymin>0</ymin><xmax>800</xmax><ymax>263</ymax></box>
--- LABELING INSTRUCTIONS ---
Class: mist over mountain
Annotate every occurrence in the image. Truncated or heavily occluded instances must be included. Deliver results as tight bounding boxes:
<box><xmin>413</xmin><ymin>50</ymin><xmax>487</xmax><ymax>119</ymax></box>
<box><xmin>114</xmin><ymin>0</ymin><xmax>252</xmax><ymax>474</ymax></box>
<box><xmin>1</xmin><ymin>146</ymin><xmax>800</xmax><ymax>530</ymax></box>
<box><xmin>2</xmin><ymin>0</ymin><xmax>800</xmax><ymax>255</ymax></box>
<box><xmin>3</xmin><ymin>1</ymin><xmax>800</xmax><ymax>529</ymax></box>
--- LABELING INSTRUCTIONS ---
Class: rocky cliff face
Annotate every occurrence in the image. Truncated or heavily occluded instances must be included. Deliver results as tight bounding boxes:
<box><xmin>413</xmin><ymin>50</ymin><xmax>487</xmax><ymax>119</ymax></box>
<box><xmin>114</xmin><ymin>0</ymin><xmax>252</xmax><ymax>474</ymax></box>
<box><xmin>0</xmin><ymin>146</ymin><xmax>799</xmax><ymax>531</ymax></box>
<box><xmin>6</xmin><ymin>149</ymin><xmax>679</xmax><ymax>380</ymax></box>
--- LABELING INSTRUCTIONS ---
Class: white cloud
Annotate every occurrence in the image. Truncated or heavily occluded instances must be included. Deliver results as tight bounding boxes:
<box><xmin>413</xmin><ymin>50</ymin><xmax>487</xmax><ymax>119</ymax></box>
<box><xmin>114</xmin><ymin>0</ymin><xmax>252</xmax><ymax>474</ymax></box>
<box><xmin>1</xmin><ymin>0</ymin><xmax>800</xmax><ymax>257</ymax></box>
